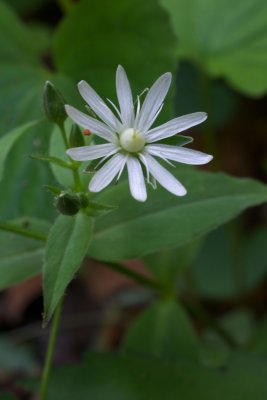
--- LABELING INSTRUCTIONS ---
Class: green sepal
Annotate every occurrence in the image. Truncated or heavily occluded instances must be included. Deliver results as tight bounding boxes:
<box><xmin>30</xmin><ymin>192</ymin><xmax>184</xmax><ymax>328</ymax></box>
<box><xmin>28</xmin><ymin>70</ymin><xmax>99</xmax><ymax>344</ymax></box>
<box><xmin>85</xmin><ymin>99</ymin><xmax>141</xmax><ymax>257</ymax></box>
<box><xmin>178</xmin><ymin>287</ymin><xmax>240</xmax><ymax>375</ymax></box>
<box><xmin>157</xmin><ymin>135</ymin><xmax>193</xmax><ymax>147</ymax></box>
<box><xmin>43</xmin><ymin>185</ymin><xmax>62</xmax><ymax>195</ymax></box>
<box><xmin>30</xmin><ymin>154</ymin><xmax>71</xmax><ymax>169</ymax></box>
<box><xmin>83</xmin><ymin>159</ymin><xmax>100</xmax><ymax>174</ymax></box>
<box><xmin>43</xmin><ymin>81</ymin><xmax>67</xmax><ymax>126</ymax></box>
<box><xmin>55</xmin><ymin>192</ymin><xmax>89</xmax><ymax>216</ymax></box>
<box><xmin>84</xmin><ymin>201</ymin><xmax>118</xmax><ymax>217</ymax></box>
<box><xmin>69</xmin><ymin>124</ymin><xmax>85</xmax><ymax>148</ymax></box>
<box><xmin>85</xmin><ymin>104</ymin><xmax>98</xmax><ymax>119</ymax></box>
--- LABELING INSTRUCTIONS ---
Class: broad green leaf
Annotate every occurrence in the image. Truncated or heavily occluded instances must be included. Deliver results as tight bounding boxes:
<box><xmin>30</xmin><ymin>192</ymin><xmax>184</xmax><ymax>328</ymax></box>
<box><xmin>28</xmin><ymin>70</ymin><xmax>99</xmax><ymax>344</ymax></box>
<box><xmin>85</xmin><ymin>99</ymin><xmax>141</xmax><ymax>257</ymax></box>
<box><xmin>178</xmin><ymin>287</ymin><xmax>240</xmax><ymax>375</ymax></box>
<box><xmin>0</xmin><ymin>1</ymin><xmax>40</xmax><ymax>64</ymax></box>
<box><xmin>161</xmin><ymin>0</ymin><xmax>267</xmax><ymax>96</ymax></box>
<box><xmin>122</xmin><ymin>300</ymin><xmax>198</xmax><ymax>362</ymax></box>
<box><xmin>174</xmin><ymin>62</ymin><xmax>237</xmax><ymax>128</ymax></box>
<box><xmin>143</xmin><ymin>238</ymin><xmax>202</xmax><ymax>286</ymax></box>
<box><xmin>0</xmin><ymin>73</ymin><xmax>78</xmax><ymax>220</ymax></box>
<box><xmin>192</xmin><ymin>226</ymin><xmax>267</xmax><ymax>299</ymax></box>
<box><xmin>0</xmin><ymin>121</ymin><xmax>37</xmax><ymax>181</ymax></box>
<box><xmin>192</xmin><ymin>227</ymin><xmax>237</xmax><ymax>298</ymax></box>
<box><xmin>43</xmin><ymin>212</ymin><xmax>93</xmax><ymax>321</ymax></box>
<box><xmin>88</xmin><ymin>171</ymin><xmax>267</xmax><ymax>261</ymax></box>
<box><xmin>0</xmin><ymin>218</ymin><xmax>48</xmax><ymax>290</ymax></box>
<box><xmin>0</xmin><ymin>121</ymin><xmax>57</xmax><ymax>220</ymax></box>
<box><xmin>24</xmin><ymin>352</ymin><xmax>267</xmax><ymax>399</ymax></box>
<box><xmin>53</xmin><ymin>0</ymin><xmax>177</xmax><ymax>118</ymax></box>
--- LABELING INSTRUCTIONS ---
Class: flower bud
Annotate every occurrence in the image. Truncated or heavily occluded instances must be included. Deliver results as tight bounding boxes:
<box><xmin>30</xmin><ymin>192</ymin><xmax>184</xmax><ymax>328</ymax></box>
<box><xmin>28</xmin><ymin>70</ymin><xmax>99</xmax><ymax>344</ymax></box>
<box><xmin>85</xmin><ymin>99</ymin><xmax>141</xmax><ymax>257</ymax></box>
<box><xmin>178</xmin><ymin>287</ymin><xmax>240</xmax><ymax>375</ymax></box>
<box><xmin>55</xmin><ymin>192</ymin><xmax>81</xmax><ymax>216</ymax></box>
<box><xmin>69</xmin><ymin>124</ymin><xmax>85</xmax><ymax>147</ymax></box>
<box><xmin>43</xmin><ymin>81</ymin><xmax>67</xmax><ymax>126</ymax></box>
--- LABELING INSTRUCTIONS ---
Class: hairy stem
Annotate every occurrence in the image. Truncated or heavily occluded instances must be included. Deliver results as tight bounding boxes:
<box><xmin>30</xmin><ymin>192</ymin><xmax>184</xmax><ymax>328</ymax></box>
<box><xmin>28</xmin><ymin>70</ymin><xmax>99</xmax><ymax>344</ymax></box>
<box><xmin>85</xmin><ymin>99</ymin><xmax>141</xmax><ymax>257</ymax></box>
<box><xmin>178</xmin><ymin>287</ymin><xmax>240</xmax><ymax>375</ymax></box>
<box><xmin>0</xmin><ymin>222</ymin><xmax>46</xmax><ymax>241</ymax></box>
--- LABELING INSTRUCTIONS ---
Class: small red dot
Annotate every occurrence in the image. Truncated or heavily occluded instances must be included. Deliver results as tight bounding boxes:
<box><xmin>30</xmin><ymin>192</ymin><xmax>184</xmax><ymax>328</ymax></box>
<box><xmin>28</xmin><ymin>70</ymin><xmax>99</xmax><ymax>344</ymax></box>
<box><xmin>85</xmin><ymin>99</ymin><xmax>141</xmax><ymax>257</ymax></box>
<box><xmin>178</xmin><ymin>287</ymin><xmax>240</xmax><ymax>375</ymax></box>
<box><xmin>83</xmin><ymin>129</ymin><xmax>91</xmax><ymax>135</ymax></box>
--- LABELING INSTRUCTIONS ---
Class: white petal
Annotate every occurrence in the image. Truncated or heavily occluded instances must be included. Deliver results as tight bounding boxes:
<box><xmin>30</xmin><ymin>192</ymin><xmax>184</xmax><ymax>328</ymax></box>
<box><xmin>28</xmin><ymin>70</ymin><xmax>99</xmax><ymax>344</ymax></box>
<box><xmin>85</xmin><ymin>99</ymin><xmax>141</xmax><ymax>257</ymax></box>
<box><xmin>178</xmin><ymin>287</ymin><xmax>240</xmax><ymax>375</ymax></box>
<box><xmin>78</xmin><ymin>80</ymin><xmax>121</xmax><ymax>130</ymax></box>
<box><xmin>136</xmin><ymin>72</ymin><xmax>172</xmax><ymax>132</ymax></box>
<box><xmin>146</xmin><ymin>144</ymin><xmax>213</xmax><ymax>165</ymax></box>
<box><xmin>145</xmin><ymin>112</ymin><xmax>208</xmax><ymax>143</ymax></box>
<box><xmin>89</xmin><ymin>153</ymin><xmax>127</xmax><ymax>192</ymax></box>
<box><xmin>127</xmin><ymin>157</ymin><xmax>147</xmax><ymax>202</ymax></box>
<box><xmin>66</xmin><ymin>143</ymin><xmax>118</xmax><ymax>161</ymax></box>
<box><xmin>116</xmin><ymin>65</ymin><xmax>134</xmax><ymax>127</ymax></box>
<box><xmin>142</xmin><ymin>153</ymin><xmax>187</xmax><ymax>196</ymax></box>
<box><xmin>65</xmin><ymin>105</ymin><xmax>116</xmax><ymax>143</ymax></box>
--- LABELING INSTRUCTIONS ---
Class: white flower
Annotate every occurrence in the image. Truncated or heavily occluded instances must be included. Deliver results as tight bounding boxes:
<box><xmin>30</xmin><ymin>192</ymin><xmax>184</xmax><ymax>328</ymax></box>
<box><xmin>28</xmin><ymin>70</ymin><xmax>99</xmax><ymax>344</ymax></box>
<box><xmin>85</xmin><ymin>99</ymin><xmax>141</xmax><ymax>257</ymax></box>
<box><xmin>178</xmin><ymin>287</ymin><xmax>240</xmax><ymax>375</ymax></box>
<box><xmin>65</xmin><ymin>65</ymin><xmax>213</xmax><ymax>202</ymax></box>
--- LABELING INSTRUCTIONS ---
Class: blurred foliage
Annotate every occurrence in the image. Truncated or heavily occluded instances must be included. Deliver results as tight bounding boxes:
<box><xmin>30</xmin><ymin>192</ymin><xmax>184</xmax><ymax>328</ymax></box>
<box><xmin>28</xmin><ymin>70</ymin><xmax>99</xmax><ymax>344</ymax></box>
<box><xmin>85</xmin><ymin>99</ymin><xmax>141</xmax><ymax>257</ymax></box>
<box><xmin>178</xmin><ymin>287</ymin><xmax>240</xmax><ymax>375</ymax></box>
<box><xmin>161</xmin><ymin>0</ymin><xmax>267</xmax><ymax>96</ymax></box>
<box><xmin>192</xmin><ymin>225</ymin><xmax>267</xmax><ymax>298</ymax></box>
<box><xmin>24</xmin><ymin>352</ymin><xmax>267</xmax><ymax>399</ymax></box>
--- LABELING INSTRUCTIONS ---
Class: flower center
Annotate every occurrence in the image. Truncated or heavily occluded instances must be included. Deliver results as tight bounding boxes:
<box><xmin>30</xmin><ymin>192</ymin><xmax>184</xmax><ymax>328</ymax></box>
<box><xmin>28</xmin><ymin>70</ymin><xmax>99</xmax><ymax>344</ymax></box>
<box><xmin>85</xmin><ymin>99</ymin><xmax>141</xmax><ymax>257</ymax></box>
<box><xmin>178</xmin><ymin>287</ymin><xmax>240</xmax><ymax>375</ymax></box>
<box><xmin>119</xmin><ymin>128</ymin><xmax>145</xmax><ymax>153</ymax></box>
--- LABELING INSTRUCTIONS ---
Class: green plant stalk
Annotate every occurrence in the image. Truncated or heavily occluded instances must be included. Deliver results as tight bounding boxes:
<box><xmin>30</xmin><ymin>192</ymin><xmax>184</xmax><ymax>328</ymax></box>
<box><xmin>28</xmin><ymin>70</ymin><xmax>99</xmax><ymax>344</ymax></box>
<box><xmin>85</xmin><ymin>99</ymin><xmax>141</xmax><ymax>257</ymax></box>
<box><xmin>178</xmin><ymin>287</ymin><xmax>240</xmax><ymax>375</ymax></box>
<box><xmin>39</xmin><ymin>299</ymin><xmax>63</xmax><ymax>400</ymax></box>
<box><xmin>59</xmin><ymin>124</ymin><xmax>82</xmax><ymax>191</ymax></box>
<box><xmin>104</xmin><ymin>261</ymin><xmax>162</xmax><ymax>291</ymax></box>
<box><xmin>59</xmin><ymin>124</ymin><xmax>69</xmax><ymax>149</ymax></box>
<box><xmin>0</xmin><ymin>221</ymin><xmax>46</xmax><ymax>241</ymax></box>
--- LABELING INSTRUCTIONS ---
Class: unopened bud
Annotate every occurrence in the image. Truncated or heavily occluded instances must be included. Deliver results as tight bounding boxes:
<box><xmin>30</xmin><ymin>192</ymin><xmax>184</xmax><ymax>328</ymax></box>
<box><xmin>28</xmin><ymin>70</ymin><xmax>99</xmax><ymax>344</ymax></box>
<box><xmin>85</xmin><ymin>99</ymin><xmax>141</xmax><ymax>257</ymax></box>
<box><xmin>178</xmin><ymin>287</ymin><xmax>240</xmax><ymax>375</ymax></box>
<box><xmin>55</xmin><ymin>192</ymin><xmax>88</xmax><ymax>216</ymax></box>
<box><xmin>69</xmin><ymin>124</ymin><xmax>85</xmax><ymax>147</ymax></box>
<box><xmin>43</xmin><ymin>81</ymin><xmax>67</xmax><ymax>126</ymax></box>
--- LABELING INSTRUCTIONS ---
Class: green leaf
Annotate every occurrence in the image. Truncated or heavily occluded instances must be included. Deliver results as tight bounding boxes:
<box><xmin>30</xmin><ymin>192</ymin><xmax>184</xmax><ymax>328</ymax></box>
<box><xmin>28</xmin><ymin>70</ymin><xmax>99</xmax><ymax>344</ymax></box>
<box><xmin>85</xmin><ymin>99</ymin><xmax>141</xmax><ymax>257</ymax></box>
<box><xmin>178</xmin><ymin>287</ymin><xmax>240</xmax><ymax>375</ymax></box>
<box><xmin>192</xmin><ymin>225</ymin><xmax>267</xmax><ymax>299</ymax></box>
<box><xmin>175</xmin><ymin>62</ymin><xmax>238</xmax><ymax>129</ymax></box>
<box><xmin>30</xmin><ymin>153</ymin><xmax>71</xmax><ymax>169</ymax></box>
<box><xmin>0</xmin><ymin>1</ymin><xmax>41</xmax><ymax>64</ymax></box>
<box><xmin>88</xmin><ymin>171</ymin><xmax>267</xmax><ymax>261</ymax></box>
<box><xmin>161</xmin><ymin>0</ymin><xmax>267</xmax><ymax>96</ymax></box>
<box><xmin>0</xmin><ymin>121</ymin><xmax>37</xmax><ymax>182</ymax></box>
<box><xmin>0</xmin><ymin>121</ymin><xmax>56</xmax><ymax>220</ymax></box>
<box><xmin>0</xmin><ymin>218</ymin><xmax>49</xmax><ymax>290</ymax></box>
<box><xmin>43</xmin><ymin>212</ymin><xmax>93</xmax><ymax>321</ymax></box>
<box><xmin>53</xmin><ymin>0</ymin><xmax>177</xmax><ymax>119</ymax></box>
<box><xmin>122</xmin><ymin>300</ymin><xmax>198</xmax><ymax>362</ymax></box>
<box><xmin>24</xmin><ymin>352</ymin><xmax>267</xmax><ymax>399</ymax></box>
<box><xmin>143</xmin><ymin>238</ymin><xmax>202</xmax><ymax>286</ymax></box>
<box><xmin>84</xmin><ymin>201</ymin><xmax>118</xmax><ymax>217</ymax></box>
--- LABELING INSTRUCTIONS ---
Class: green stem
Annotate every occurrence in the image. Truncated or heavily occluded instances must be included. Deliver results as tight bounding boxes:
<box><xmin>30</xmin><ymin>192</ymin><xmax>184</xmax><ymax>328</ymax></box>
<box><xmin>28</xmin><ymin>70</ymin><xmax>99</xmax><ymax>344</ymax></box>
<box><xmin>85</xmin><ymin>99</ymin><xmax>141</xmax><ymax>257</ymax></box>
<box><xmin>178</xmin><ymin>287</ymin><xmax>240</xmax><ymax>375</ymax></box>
<box><xmin>72</xmin><ymin>166</ymin><xmax>82</xmax><ymax>191</ymax></box>
<box><xmin>104</xmin><ymin>262</ymin><xmax>162</xmax><ymax>292</ymax></box>
<box><xmin>39</xmin><ymin>300</ymin><xmax>63</xmax><ymax>400</ymax></box>
<box><xmin>0</xmin><ymin>222</ymin><xmax>46</xmax><ymax>242</ymax></box>
<box><xmin>59</xmin><ymin>124</ymin><xmax>82</xmax><ymax>191</ymax></box>
<box><xmin>59</xmin><ymin>124</ymin><xmax>69</xmax><ymax>149</ymax></box>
